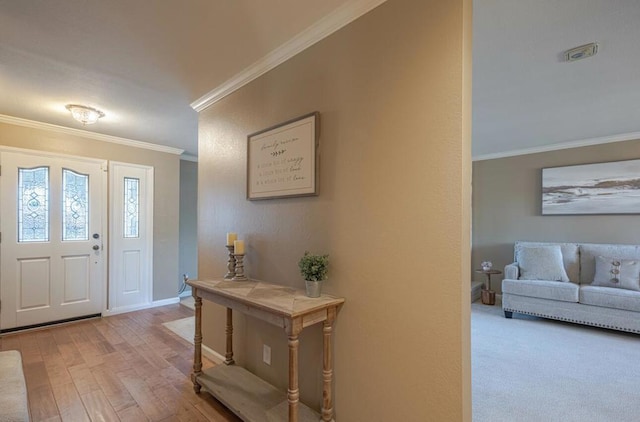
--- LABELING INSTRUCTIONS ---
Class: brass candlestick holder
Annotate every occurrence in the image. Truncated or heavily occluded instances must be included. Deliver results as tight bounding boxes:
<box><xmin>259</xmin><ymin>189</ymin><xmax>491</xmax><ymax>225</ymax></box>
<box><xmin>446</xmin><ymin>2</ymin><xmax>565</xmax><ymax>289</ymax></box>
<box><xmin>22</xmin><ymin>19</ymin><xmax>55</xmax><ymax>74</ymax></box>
<box><xmin>232</xmin><ymin>254</ymin><xmax>248</xmax><ymax>281</ymax></box>
<box><xmin>224</xmin><ymin>245</ymin><xmax>236</xmax><ymax>279</ymax></box>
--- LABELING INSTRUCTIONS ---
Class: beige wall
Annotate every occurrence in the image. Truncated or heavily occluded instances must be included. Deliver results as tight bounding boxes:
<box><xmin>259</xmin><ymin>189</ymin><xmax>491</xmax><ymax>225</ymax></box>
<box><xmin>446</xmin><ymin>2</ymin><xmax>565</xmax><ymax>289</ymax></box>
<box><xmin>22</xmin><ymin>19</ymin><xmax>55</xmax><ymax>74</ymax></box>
<box><xmin>0</xmin><ymin>121</ymin><xmax>180</xmax><ymax>301</ymax></box>
<box><xmin>472</xmin><ymin>138</ymin><xmax>640</xmax><ymax>293</ymax></box>
<box><xmin>198</xmin><ymin>0</ymin><xmax>472</xmax><ymax>420</ymax></box>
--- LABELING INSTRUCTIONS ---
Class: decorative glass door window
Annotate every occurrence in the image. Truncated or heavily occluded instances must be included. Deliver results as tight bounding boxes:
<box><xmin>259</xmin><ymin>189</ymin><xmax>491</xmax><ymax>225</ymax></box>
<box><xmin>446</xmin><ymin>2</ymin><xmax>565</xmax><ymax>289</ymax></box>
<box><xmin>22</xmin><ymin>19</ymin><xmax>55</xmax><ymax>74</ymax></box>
<box><xmin>123</xmin><ymin>177</ymin><xmax>139</xmax><ymax>238</ymax></box>
<box><xmin>18</xmin><ymin>167</ymin><xmax>50</xmax><ymax>242</ymax></box>
<box><xmin>62</xmin><ymin>169</ymin><xmax>89</xmax><ymax>241</ymax></box>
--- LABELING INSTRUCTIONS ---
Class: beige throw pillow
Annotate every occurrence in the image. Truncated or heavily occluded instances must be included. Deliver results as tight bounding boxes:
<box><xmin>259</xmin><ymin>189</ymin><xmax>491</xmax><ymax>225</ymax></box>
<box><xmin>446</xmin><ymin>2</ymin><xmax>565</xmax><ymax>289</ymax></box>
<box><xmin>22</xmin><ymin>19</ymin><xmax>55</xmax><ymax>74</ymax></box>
<box><xmin>518</xmin><ymin>245</ymin><xmax>569</xmax><ymax>282</ymax></box>
<box><xmin>592</xmin><ymin>256</ymin><xmax>640</xmax><ymax>291</ymax></box>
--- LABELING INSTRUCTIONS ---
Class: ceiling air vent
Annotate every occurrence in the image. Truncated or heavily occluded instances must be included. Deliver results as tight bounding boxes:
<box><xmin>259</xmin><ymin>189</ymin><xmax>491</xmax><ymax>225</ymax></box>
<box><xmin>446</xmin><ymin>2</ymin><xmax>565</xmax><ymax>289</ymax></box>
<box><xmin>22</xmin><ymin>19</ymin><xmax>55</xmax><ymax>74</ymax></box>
<box><xmin>565</xmin><ymin>43</ymin><xmax>598</xmax><ymax>62</ymax></box>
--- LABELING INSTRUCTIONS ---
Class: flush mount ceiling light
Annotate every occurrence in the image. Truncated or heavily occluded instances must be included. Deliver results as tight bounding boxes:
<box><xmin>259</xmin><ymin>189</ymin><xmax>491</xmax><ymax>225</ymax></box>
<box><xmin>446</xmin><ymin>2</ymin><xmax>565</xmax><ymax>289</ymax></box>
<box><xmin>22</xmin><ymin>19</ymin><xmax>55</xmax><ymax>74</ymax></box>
<box><xmin>565</xmin><ymin>42</ymin><xmax>598</xmax><ymax>62</ymax></box>
<box><xmin>65</xmin><ymin>104</ymin><xmax>105</xmax><ymax>125</ymax></box>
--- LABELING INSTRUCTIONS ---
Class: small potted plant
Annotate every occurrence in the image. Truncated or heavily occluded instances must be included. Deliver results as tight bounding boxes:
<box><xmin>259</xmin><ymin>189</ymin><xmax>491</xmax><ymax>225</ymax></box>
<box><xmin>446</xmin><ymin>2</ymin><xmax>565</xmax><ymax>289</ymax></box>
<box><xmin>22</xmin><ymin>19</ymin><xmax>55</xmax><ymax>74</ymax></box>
<box><xmin>298</xmin><ymin>251</ymin><xmax>329</xmax><ymax>298</ymax></box>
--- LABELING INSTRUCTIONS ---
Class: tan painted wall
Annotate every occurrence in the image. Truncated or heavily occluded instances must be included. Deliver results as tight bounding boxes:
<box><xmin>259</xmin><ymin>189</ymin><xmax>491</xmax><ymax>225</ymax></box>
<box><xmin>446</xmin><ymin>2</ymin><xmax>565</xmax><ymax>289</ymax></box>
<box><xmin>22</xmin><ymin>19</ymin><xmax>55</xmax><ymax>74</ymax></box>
<box><xmin>197</xmin><ymin>0</ymin><xmax>472</xmax><ymax>420</ymax></box>
<box><xmin>472</xmin><ymin>139</ymin><xmax>640</xmax><ymax>293</ymax></box>
<box><xmin>0</xmin><ymin>121</ymin><xmax>180</xmax><ymax>301</ymax></box>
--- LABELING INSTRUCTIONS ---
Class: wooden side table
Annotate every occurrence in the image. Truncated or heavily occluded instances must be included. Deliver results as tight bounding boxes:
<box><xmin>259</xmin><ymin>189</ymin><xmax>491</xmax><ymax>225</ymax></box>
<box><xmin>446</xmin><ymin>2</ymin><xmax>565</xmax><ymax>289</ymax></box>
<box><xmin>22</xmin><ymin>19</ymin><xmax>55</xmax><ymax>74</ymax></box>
<box><xmin>186</xmin><ymin>278</ymin><xmax>345</xmax><ymax>422</ymax></box>
<box><xmin>475</xmin><ymin>269</ymin><xmax>502</xmax><ymax>305</ymax></box>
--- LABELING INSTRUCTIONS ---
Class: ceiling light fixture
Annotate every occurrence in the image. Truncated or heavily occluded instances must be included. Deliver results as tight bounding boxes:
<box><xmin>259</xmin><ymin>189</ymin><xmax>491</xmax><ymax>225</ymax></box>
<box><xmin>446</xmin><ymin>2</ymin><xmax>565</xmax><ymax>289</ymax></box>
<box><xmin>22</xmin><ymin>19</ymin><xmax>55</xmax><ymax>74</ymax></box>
<box><xmin>65</xmin><ymin>104</ymin><xmax>105</xmax><ymax>125</ymax></box>
<box><xmin>565</xmin><ymin>42</ymin><xmax>598</xmax><ymax>62</ymax></box>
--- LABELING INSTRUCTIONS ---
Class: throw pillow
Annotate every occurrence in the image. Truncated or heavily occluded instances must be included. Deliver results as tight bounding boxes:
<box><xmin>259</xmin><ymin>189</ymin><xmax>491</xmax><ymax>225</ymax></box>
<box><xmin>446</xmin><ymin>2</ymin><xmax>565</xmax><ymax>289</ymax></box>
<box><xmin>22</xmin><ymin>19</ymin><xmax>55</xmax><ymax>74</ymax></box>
<box><xmin>518</xmin><ymin>245</ymin><xmax>569</xmax><ymax>282</ymax></box>
<box><xmin>592</xmin><ymin>256</ymin><xmax>640</xmax><ymax>291</ymax></box>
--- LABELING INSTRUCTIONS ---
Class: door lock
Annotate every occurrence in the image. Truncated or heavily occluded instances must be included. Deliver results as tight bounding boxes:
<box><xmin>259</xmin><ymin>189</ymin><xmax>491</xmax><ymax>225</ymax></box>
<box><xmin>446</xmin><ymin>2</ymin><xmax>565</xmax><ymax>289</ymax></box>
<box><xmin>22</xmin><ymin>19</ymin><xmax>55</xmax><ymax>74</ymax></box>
<box><xmin>92</xmin><ymin>245</ymin><xmax>100</xmax><ymax>251</ymax></box>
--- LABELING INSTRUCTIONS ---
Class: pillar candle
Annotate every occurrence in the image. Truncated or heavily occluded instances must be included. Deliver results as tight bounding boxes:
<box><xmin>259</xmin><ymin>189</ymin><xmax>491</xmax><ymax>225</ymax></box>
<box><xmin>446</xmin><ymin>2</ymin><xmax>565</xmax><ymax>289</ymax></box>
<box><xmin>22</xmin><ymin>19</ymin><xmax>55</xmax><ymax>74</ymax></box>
<box><xmin>226</xmin><ymin>232</ymin><xmax>237</xmax><ymax>246</ymax></box>
<box><xmin>234</xmin><ymin>240</ymin><xmax>245</xmax><ymax>255</ymax></box>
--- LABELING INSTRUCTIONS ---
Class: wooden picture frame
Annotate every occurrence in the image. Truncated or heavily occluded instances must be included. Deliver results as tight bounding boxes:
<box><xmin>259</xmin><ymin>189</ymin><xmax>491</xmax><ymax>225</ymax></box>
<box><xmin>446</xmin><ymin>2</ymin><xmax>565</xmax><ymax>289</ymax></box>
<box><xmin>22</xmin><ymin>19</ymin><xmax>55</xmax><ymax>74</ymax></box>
<box><xmin>542</xmin><ymin>159</ymin><xmax>640</xmax><ymax>215</ymax></box>
<box><xmin>247</xmin><ymin>112</ymin><xmax>320</xmax><ymax>200</ymax></box>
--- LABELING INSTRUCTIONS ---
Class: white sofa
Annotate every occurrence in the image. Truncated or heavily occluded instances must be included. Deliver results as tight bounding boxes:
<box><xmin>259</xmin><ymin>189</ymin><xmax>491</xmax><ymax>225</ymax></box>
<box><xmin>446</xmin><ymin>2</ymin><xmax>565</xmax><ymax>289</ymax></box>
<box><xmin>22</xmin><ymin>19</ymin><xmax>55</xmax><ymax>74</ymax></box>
<box><xmin>502</xmin><ymin>241</ymin><xmax>640</xmax><ymax>334</ymax></box>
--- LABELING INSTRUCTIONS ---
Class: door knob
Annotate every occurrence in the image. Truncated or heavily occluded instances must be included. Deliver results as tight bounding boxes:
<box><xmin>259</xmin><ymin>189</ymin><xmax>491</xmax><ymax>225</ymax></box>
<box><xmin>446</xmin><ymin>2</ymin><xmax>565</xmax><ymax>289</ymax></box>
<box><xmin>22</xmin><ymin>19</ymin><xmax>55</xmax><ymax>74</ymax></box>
<box><xmin>92</xmin><ymin>245</ymin><xmax>100</xmax><ymax>251</ymax></box>
<box><xmin>93</xmin><ymin>233</ymin><xmax>100</xmax><ymax>239</ymax></box>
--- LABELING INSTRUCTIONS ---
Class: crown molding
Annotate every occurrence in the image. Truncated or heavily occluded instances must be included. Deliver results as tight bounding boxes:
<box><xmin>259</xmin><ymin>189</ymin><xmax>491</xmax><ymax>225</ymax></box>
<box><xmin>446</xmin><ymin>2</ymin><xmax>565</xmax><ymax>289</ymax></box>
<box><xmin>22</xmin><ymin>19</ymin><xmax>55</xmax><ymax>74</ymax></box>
<box><xmin>0</xmin><ymin>114</ymin><xmax>184</xmax><ymax>155</ymax></box>
<box><xmin>180</xmin><ymin>153</ymin><xmax>198</xmax><ymax>162</ymax></box>
<box><xmin>191</xmin><ymin>0</ymin><xmax>388</xmax><ymax>112</ymax></box>
<box><xmin>472</xmin><ymin>131</ymin><xmax>640</xmax><ymax>162</ymax></box>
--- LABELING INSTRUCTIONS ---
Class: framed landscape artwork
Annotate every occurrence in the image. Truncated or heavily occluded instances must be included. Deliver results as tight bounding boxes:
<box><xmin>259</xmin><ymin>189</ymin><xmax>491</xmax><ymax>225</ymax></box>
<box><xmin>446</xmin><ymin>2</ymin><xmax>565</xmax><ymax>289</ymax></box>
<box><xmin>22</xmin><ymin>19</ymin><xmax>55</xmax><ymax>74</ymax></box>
<box><xmin>542</xmin><ymin>159</ymin><xmax>640</xmax><ymax>215</ymax></box>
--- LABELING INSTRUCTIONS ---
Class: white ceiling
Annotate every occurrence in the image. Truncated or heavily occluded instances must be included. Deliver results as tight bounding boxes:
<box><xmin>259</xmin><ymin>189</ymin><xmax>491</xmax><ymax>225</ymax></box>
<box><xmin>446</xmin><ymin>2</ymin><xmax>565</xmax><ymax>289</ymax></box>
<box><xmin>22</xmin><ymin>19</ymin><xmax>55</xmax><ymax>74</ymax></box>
<box><xmin>473</xmin><ymin>0</ymin><xmax>640</xmax><ymax>159</ymax></box>
<box><xmin>2</xmin><ymin>1</ymin><xmax>639</xmax><ymax>159</ymax></box>
<box><xmin>0</xmin><ymin>0</ymin><xmax>356</xmax><ymax>157</ymax></box>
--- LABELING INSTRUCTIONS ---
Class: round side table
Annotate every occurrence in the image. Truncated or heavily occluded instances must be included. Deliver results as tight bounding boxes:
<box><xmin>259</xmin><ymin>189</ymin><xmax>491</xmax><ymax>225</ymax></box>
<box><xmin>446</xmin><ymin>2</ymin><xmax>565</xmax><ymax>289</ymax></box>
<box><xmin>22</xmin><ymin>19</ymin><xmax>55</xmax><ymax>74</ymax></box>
<box><xmin>475</xmin><ymin>269</ymin><xmax>502</xmax><ymax>305</ymax></box>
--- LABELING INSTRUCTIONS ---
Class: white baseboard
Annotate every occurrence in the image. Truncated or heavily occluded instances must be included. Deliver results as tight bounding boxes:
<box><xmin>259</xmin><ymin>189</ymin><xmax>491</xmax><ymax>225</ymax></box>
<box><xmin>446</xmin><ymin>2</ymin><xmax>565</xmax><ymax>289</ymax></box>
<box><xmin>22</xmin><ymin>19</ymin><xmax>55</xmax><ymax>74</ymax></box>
<box><xmin>103</xmin><ymin>297</ymin><xmax>180</xmax><ymax>317</ymax></box>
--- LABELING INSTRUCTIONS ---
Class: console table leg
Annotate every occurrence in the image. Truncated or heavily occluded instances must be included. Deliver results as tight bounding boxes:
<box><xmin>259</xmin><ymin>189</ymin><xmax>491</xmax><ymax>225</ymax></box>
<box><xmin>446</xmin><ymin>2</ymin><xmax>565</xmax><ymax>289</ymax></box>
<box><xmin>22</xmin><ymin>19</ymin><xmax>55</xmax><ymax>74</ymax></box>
<box><xmin>322</xmin><ymin>307</ymin><xmax>337</xmax><ymax>422</ymax></box>
<box><xmin>192</xmin><ymin>292</ymin><xmax>203</xmax><ymax>393</ymax></box>
<box><xmin>225</xmin><ymin>308</ymin><xmax>235</xmax><ymax>365</ymax></box>
<box><xmin>286</xmin><ymin>319</ymin><xmax>302</xmax><ymax>422</ymax></box>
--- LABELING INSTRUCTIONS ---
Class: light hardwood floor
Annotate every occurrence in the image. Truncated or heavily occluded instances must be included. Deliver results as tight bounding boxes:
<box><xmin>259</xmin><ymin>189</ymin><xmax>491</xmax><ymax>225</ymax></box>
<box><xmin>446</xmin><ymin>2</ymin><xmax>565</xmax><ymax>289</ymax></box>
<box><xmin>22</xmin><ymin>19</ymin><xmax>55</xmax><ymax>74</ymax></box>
<box><xmin>0</xmin><ymin>304</ymin><xmax>241</xmax><ymax>422</ymax></box>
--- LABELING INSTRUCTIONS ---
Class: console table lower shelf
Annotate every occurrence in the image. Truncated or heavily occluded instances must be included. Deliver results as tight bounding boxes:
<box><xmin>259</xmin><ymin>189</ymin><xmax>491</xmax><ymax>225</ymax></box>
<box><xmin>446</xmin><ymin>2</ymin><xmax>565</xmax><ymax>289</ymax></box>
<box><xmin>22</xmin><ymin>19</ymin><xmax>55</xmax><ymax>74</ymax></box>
<box><xmin>196</xmin><ymin>365</ymin><xmax>320</xmax><ymax>422</ymax></box>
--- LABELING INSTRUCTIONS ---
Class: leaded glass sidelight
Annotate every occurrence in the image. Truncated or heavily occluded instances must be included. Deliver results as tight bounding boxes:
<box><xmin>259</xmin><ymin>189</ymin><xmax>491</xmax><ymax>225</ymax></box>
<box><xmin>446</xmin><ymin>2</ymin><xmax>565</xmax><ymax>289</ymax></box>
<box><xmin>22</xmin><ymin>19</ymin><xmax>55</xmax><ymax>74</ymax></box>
<box><xmin>62</xmin><ymin>169</ymin><xmax>89</xmax><ymax>241</ymax></box>
<box><xmin>124</xmin><ymin>177</ymin><xmax>139</xmax><ymax>238</ymax></box>
<box><xmin>18</xmin><ymin>167</ymin><xmax>50</xmax><ymax>242</ymax></box>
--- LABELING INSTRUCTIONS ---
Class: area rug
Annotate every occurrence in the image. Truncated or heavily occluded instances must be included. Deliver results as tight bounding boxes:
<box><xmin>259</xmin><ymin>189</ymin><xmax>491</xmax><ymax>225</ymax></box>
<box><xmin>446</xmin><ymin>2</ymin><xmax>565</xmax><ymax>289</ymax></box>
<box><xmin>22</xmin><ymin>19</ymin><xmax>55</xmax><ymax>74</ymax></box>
<box><xmin>472</xmin><ymin>299</ymin><xmax>640</xmax><ymax>421</ymax></box>
<box><xmin>162</xmin><ymin>317</ymin><xmax>194</xmax><ymax>344</ymax></box>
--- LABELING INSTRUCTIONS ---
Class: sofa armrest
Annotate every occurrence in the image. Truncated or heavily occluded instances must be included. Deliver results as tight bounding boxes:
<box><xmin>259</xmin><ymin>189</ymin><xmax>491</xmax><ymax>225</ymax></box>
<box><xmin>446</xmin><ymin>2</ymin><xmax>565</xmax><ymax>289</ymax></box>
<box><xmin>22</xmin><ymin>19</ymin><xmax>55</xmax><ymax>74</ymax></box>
<box><xmin>504</xmin><ymin>262</ymin><xmax>519</xmax><ymax>280</ymax></box>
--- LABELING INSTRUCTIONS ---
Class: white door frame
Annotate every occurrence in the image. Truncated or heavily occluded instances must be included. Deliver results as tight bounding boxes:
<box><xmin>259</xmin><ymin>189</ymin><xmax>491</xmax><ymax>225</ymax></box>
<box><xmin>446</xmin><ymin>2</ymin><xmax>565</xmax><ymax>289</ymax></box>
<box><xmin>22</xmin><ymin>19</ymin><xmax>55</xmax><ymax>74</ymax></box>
<box><xmin>105</xmin><ymin>161</ymin><xmax>154</xmax><ymax>315</ymax></box>
<box><xmin>0</xmin><ymin>146</ymin><xmax>108</xmax><ymax>325</ymax></box>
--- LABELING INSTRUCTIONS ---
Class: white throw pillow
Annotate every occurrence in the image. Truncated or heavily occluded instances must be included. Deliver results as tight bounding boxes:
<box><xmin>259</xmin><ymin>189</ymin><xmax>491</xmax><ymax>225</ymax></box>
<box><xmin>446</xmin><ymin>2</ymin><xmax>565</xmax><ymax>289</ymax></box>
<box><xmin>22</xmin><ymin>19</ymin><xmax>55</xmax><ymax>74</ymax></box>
<box><xmin>518</xmin><ymin>245</ymin><xmax>569</xmax><ymax>282</ymax></box>
<box><xmin>592</xmin><ymin>256</ymin><xmax>640</xmax><ymax>291</ymax></box>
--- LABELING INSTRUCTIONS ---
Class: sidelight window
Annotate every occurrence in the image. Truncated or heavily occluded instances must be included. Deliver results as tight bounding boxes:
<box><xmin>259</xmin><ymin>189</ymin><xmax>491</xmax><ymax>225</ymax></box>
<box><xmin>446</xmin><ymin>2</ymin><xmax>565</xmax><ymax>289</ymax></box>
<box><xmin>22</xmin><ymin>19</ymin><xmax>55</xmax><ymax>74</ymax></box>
<box><xmin>123</xmin><ymin>177</ymin><xmax>139</xmax><ymax>238</ymax></box>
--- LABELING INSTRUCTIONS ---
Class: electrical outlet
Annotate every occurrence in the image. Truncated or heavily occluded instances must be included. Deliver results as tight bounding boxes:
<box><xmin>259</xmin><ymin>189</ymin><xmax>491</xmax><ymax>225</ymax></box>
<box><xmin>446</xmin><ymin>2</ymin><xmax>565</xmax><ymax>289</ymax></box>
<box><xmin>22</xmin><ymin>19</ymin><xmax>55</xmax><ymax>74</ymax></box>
<box><xmin>262</xmin><ymin>344</ymin><xmax>271</xmax><ymax>366</ymax></box>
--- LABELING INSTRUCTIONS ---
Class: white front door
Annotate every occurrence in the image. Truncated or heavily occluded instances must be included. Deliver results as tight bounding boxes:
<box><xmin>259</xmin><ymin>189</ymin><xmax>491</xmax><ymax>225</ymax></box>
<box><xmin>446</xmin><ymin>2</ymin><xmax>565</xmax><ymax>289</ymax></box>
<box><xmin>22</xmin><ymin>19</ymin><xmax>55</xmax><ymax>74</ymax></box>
<box><xmin>0</xmin><ymin>151</ymin><xmax>106</xmax><ymax>331</ymax></box>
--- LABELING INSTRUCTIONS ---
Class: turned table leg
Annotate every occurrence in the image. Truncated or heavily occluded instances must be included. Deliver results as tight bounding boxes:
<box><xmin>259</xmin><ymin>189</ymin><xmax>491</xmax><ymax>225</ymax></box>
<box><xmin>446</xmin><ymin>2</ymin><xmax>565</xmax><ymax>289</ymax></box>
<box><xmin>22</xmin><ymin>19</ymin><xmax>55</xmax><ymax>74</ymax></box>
<box><xmin>286</xmin><ymin>319</ymin><xmax>303</xmax><ymax>422</ymax></box>
<box><xmin>191</xmin><ymin>292</ymin><xmax>203</xmax><ymax>393</ymax></box>
<box><xmin>225</xmin><ymin>308</ymin><xmax>235</xmax><ymax>365</ymax></box>
<box><xmin>322</xmin><ymin>307</ymin><xmax>337</xmax><ymax>422</ymax></box>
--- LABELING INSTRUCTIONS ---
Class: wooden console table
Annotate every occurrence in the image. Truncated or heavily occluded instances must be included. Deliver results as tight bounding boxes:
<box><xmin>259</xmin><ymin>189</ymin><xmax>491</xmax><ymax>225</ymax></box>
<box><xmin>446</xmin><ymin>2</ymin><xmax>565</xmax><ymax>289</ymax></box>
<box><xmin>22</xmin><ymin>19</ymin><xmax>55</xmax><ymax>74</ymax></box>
<box><xmin>186</xmin><ymin>278</ymin><xmax>344</xmax><ymax>422</ymax></box>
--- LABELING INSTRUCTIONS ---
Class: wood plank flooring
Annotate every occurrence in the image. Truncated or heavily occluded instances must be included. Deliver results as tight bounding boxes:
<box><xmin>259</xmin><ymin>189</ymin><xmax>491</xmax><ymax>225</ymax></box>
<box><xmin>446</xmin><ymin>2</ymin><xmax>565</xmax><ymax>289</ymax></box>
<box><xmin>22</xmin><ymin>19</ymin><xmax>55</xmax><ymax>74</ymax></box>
<box><xmin>0</xmin><ymin>304</ymin><xmax>241</xmax><ymax>422</ymax></box>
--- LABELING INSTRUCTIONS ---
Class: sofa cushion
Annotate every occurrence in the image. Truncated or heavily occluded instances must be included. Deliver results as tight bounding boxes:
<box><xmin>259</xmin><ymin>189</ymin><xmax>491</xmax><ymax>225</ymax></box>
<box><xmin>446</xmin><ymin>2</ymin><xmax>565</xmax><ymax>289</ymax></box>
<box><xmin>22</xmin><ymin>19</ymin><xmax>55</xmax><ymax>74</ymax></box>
<box><xmin>502</xmin><ymin>278</ymin><xmax>579</xmax><ymax>302</ymax></box>
<box><xmin>517</xmin><ymin>245</ymin><xmax>570</xmax><ymax>282</ymax></box>
<box><xmin>515</xmin><ymin>241</ymin><xmax>579</xmax><ymax>282</ymax></box>
<box><xmin>580</xmin><ymin>244</ymin><xmax>640</xmax><ymax>285</ymax></box>
<box><xmin>592</xmin><ymin>256</ymin><xmax>640</xmax><ymax>291</ymax></box>
<box><xmin>580</xmin><ymin>285</ymin><xmax>640</xmax><ymax>312</ymax></box>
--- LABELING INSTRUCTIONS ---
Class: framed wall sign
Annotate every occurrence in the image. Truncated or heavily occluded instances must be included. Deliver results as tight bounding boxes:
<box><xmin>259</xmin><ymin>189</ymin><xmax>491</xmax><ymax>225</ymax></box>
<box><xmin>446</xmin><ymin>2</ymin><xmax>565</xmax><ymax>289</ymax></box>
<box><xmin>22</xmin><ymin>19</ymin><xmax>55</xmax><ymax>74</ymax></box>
<box><xmin>542</xmin><ymin>159</ymin><xmax>640</xmax><ymax>215</ymax></box>
<box><xmin>247</xmin><ymin>112</ymin><xmax>320</xmax><ymax>200</ymax></box>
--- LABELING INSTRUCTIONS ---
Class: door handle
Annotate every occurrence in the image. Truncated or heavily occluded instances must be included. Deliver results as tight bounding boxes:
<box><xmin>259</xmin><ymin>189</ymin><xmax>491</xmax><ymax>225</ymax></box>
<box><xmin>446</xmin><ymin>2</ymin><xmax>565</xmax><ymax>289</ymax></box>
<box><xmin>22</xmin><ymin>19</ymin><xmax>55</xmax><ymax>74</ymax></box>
<box><xmin>92</xmin><ymin>245</ymin><xmax>100</xmax><ymax>251</ymax></box>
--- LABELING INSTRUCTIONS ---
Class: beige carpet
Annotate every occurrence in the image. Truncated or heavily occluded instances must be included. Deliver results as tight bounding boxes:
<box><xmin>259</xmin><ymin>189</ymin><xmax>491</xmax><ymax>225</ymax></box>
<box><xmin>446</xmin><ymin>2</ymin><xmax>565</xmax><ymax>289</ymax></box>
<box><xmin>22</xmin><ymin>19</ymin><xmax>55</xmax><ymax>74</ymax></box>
<box><xmin>472</xmin><ymin>297</ymin><xmax>640</xmax><ymax>421</ymax></box>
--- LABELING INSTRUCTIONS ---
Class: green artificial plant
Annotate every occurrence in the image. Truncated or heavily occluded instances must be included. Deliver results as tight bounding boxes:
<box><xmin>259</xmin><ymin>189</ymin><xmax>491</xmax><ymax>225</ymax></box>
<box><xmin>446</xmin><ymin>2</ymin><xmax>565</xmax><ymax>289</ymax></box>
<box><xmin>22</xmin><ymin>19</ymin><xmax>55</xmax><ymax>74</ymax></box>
<box><xmin>298</xmin><ymin>251</ymin><xmax>329</xmax><ymax>282</ymax></box>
